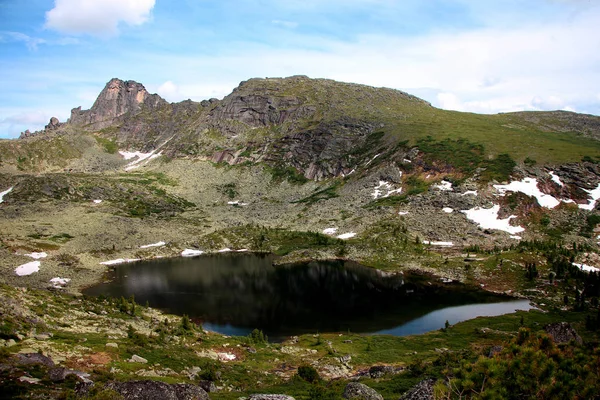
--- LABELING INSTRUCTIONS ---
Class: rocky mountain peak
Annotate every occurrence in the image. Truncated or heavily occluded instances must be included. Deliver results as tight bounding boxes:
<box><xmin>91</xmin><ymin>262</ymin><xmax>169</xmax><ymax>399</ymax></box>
<box><xmin>68</xmin><ymin>78</ymin><xmax>167</xmax><ymax>130</ymax></box>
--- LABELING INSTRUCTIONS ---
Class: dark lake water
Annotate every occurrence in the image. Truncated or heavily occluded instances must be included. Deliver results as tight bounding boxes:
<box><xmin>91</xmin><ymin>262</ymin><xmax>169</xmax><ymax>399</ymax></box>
<box><xmin>84</xmin><ymin>254</ymin><xmax>532</xmax><ymax>339</ymax></box>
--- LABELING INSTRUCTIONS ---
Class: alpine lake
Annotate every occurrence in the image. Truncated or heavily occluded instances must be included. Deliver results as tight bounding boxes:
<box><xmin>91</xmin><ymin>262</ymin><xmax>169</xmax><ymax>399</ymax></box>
<box><xmin>83</xmin><ymin>253</ymin><xmax>532</xmax><ymax>340</ymax></box>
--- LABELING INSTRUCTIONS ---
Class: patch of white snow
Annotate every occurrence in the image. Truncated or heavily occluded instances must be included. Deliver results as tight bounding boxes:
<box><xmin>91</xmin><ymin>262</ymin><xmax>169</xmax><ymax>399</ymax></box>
<box><xmin>442</xmin><ymin>207</ymin><xmax>453</xmax><ymax>213</ymax></box>
<box><xmin>510</xmin><ymin>235</ymin><xmax>522</xmax><ymax>240</ymax></box>
<box><xmin>461</xmin><ymin>190</ymin><xmax>478</xmax><ymax>196</ymax></box>
<box><xmin>0</xmin><ymin>187</ymin><xmax>13</xmax><ymax>203</ymax></box>
<box><xmin>181</xmin><ymin>249</ymin><xmax>204</xmax><ymax>257</ymax></box>
<box><xmin>372</xmin><ymin>181</ymin><xmax>402</xmax><ymax>199</ymax></box>
<box><xmin>572</xmin><ymin>263</ymin><xmax>600</xmax><ymax>273</ymax></box>
<box><xmin>434</xmin><ymin>180</ymin><xmax>453</xmax><ymax>191</ymax></box>
<box><xmin>423</xmin><ymin>241</ymin><xmax>454</xmax><ymax>247</ymax></box>
<box><xmin>578</xmin><ymin>183</ymin><xmax>600</xmax><ymax>211</ymax></box>
<box><xmin>99</xmin><ymin>258</ymin><xmax>141</xmax><ymax>266</ymax></box>
<box><xmin>461</xmin><ymin>205</ymin><xmax>525</xmax><ymax>235</ymax></box>
<box><xmin>494</xmin><ymin>177</ymin><xmax>560</xmax><ymax>209</ymax></box>
<box><xmin>227</xmin><ymin>200</ymin><xmax>248</xmax><ymax>206</ymax></box>
<box><xmin>217</xmin><ymin>352</ymin><xmax>236</xmax><ymax>361</ymax></box>
<box><xmin>24</xmin><ymin>252</ymin><xmax>47</xmax><ymax>259</ymax></box>
<box><xmin>398</xmin><ymin>211</ymin><xmax>409</xmax><ymax>215</ymax></box>
<box><xmin>323</xmin><ymin>228</ymin><xmax>338</xmax><ymax>235</ymax></box>
<box><xmin>337</xmin><ymin>232</ymin><xmax>356</xmax><ymax>240</ymax></box>
<box><xmin>140</xmin><ymin>241</ymin><xmax>166</xmax><ymax>249</ymax></box>
<box><xmin>93</xmin><ymin>199</ymin><xmax>103</xmax><ymax>204</ymax></box>
<box><xmin>50</xmin><ymin>277</ymin><xmax>70</xmax><ymax>288</ymax></box>
<box><xmin>364</xmin><ymin>153</ymin><xmax>381</xmax><ymax>167</ymax></box>
<box><xmin>218</xmin><ymin>248</ymin><xmax>232</xmax><ymax>253</ymax></box>
<box><xmin>549</xmin><ymin>171</ymin><xmax>564</xmax><ymax>187</ymax></box>
<box><xmin>15</xmin><ymin>261</ymin><xmax>41</xmax><ymax>276</ymax></box>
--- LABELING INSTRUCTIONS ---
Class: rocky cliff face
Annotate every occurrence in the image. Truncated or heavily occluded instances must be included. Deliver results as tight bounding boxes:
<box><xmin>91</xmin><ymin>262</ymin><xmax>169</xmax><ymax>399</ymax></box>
<box><xmin>69</xmin><ymin>78</ymin><xmax>167</xmax><ymax>130</ymax></box>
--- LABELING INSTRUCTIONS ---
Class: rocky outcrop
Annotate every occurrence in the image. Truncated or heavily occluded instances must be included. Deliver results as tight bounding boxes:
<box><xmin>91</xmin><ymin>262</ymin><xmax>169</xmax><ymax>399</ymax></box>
<box><xmin>399</xmin><ymin>379</ymin><xmax>436</xmax><ymax>400</ymax></box>
<box><xmin>544</xmin><ymin>322</ymin><xmax>583</xmax><ymax>344</ymax></box>
<box><xmin>342</xmin><ymin>382</ymin><xmax>383</xmax><ymax>400</ymax></box>
<box><xmin>105</xmin><ymin>380</ymin><xmax>209</xmax><ymax>400</ymax></box>
<box><xmin>69</xmin><ymin>78</ymin><xmax>167</xmax><ymax>129</ymax></box>
<box><xmin>248</xmin><ymin>395</ymin><xmax>295</xmax><ymax>400</ymax></box>
<box><xmin>45</xmin><ymin>117</ymin><xmax>61</xmax><ymax>130</ymax></box>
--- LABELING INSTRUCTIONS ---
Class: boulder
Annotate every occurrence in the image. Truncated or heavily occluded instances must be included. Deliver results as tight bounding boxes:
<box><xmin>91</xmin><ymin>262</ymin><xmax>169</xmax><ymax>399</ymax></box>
<box><xmin>14</xmin><ymin>353</ymin><xmax>55</xmax><ymax>368</ymax></box>
<box><xmin>45</xmin><ymin>117</ymin><xmax>61</xmax><ymax>130</ymax></box>
<box><xmin>368</xmin><ymin>365</ymin><xmax>395</xmax><ymax>379</ymax></box>
<box><xmin>343</xmin><ymin>382</ymin><xmax>383</xmax><ymax>400</ymax></box>
<box><xmin>544</xmin><ymin>322</ymin><xmax>583</xmax><ymax>344</ymax></box>
<box><xmin>399</xmin><ymin>379</ymin><xmax>435</xmax><ymax>400</ymax></box>
<box><xmin>129</xmin><ymin>354</ymin><xmax>148</xmax><ymax>363</ymax></box>
<box><xmin>106</xmin><ymin>380</ymin><xmax>209</xmax><ymax>400</ymax></box>
<box><xmin>198</xmin><ymin>380</ymin><xmax>218</xmax><ymax>393</ymax></box>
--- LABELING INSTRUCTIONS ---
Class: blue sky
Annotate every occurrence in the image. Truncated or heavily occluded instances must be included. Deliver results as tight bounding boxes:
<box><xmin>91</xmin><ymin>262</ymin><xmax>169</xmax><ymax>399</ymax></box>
<box><xmin>1</xmin><ymin>0</ymin><xmax>599</xmax><ymax>138</ymax></box>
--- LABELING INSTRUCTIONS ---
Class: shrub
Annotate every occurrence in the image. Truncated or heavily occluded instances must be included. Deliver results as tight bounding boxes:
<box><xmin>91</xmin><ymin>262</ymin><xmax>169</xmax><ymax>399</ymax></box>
<box><xmin>297</xmin><ymin>365</ymin><xmax>320</xmax><ymax>383</ymax></box>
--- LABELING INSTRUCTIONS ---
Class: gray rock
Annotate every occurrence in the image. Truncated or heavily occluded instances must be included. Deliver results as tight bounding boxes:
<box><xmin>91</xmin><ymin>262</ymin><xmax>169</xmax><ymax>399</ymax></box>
<box><xmin>14</xmin><ymin>353</ymin><xmax>55</xmax><ymax>367</ymax></box>
<box><xmin>399</xmin><ymin>379</ymin><xmax>435</xmax><ymax>400</ymax></box>
<box><xmin>368</xmin><ymin>365</ymin><xmax>395</xmax><ymax>379</ymax></box>
<box><xmin>45</xmin><ymin>117</ymin><xmax>61</xmax><ymax>130</ymax></box>
<box><xmin>198</xmin><ymin>380</ymin><xmax>218</xmax><ymax>392</ymax></box>
<box><xmin>544</xmin><ymin>322</ymin><xmax>583</xmax><ymax>344</ymax></box>
<box><xmin>48</xmin><ymin>367</ymin><xmax>90</xmax><ymax>383</ymax></box>
<box><xmin>106</xmin><ymin>380</ymin><xmax>209</xmax><ymax>400</ymax></box>
<box><xmin>129</xmin><ymin>354</ymin><xmax>148</xmax><ymax>363</ymax></box>
<box><xmin>5</xmin><ymin>339</ymin><xmax>17</xmax><ymax>347</ymax></box>
<box><xmin>488</xmin><ymin>345</ymin><xmax>503</xmax><ymax>357</ymax></box>
<box><xmin>106</xmin><ymin>342</ymin><xmax>119</xmax><ymax>349</ymax></box>
<box><xmin>343</xmin><ymin>382</ymin><xmax>383</xmax><ymax>400</ymax></box>
<box><xmin>248</xmin><ymin>395</ymin><xmax>295</xmax><ymax>400</ymax></box>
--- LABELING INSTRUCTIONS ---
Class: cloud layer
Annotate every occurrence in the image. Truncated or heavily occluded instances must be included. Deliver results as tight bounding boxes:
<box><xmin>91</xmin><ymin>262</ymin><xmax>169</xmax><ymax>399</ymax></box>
<box><xmin>45</xmin><ymin>0</ymin><xmax>155</xmax><ymax>36</ymax></box>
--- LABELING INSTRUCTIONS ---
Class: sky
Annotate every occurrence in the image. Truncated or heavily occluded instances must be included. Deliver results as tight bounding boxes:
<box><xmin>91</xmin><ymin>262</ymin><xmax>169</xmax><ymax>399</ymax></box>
<box><xmin>0</xmin><ymin>0</ymin><xmax>599</xmax><ymax>138</ymax></box>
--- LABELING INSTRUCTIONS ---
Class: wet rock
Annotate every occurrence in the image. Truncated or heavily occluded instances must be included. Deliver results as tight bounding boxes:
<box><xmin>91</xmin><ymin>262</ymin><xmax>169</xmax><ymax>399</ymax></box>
<box><xmin>399</xmin><ymin>378</ymin><xmax>435</xmax><ymax>400</ymax></box>
<box><xmin>544</xmin><ymin>322</ymin><xmax>583</xmax><ymax>344</ymax></box>
<box><xmin>106</xmin><ymin>380</ymin><xmax>209</xmax><ymax>400</ymax></box>
<box><xmin>343</xmin><ymin>382</ymin><xmax>383</xmax><ymax>400</ymax></box>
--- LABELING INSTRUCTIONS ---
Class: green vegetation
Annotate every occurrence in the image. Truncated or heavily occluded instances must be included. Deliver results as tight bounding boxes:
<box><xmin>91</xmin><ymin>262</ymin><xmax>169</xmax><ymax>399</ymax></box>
<box><xmin>94</xmin><ymin>136</ymin><xmax>118</xmax><ymax>154</ymax></box>
<box><xmin>293</xmin><ymin>181</ymin><xmax>341</xmax><ymax>205</ymax></box>
<box><xmin>266</xmin><ymin>165</ymin><xmax>309</xmax><ymax>184</ymax></box>
<box><xmin>217</xmin><ymin>182</ymin><xmax>238</xmax><ymax>199</ymax></box>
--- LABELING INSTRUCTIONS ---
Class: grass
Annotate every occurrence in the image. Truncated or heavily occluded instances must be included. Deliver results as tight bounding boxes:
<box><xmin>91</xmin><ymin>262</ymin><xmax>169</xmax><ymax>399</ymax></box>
<box><xmin>293</xmin><ymin>181</ymin><xmax>341</xmax><ymax>205</ymax></box>
<box><xmin>94</xmin><ymin>136</ymin><xmax>118</xmax><ymax>154</ymax></box>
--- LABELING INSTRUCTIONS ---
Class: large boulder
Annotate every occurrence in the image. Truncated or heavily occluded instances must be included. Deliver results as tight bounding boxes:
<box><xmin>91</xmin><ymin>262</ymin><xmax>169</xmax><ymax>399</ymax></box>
<box><xmin>105</xmin><ymin>380</ymin><xmax>209</xmax><ymax>400</ymax></box>
<box><xmin>544</xmin><ymin>322</ymin><xmax>583</xmax><ymax>344</ymax></box>
<box><xmin>343</xmin><ymin>382</ymin><xmax>383</xmax><ymax>400</ymax></box>
<box><xmin>399</xmin><ymin>379</ymin><xmax>435</xmax><ymax>400</ymax></box>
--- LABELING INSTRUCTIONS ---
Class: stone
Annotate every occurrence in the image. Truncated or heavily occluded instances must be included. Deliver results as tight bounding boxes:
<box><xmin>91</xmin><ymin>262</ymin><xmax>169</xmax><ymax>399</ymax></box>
<box><xmin>248</xmin><ymin>395</ymin><xmax>295</xmax><ymax>400</ymax></box>
<box><xmin>488</xmin><ymin>345</ymin><xmax>503</xmax><ymax>357</ymax></box>
<box><xmin>198</xmin><ymin>380</ymin><xmax>218</xmax><ymax>392</ymax></box>
<box><xmin>342</xmin><ymin>382</ymin><xmax>383</xmax><ymax>400</ymax></box>
<box><xmin>129</xmin><ymin>354</ymin><xmax>148</xmax><ymax>363</ymax></box>
<box><xmin>34</xmin><ymin>333</ymin><xmax>52</xmax><ymax>340</ymax></box>
<box><xmin>399</xmin><ymin>379</ymin><xmax>435</xmax><ymax>400</ymax></box>
<box><xmin>368</xmin><ymin>365</ymin><xmax>395</xmax><ymax>379</ymax></box>
<box><xmin>45</xmin><ymin>117</ymin><xmax>61</xmax><ymax>130</ymax></box>
<box><xmin>48</xmin><ymin>367</ymin><xmax>90</xmax><ymax>383</ymax></box>
<box><xmin>18</xmin><ymin>376</ymin><xmax>42</xmax><ymax>384</ymax></box>
<box><xmin>5</xmin><ymin>339</ymin><xmax>17</xmax><ymax>347</ymax></box>
<box><xmin>106</xmin><ymin>380</ymin><xmax>209</xmax><ymax>400</ymax></box>
<box><xmin>544</xmin><ymin>322</ymin><xmax>583</xmax><ymax>344</ymax></box>
<box><xmin>106</xmin><ymin>342</ymin><xmax>119</xmax><ymax>349</ymax></box>
<box><xmin>14</xmin><ymin>353</ymin><xmax>55</xmax><ymax>367</ymax></box>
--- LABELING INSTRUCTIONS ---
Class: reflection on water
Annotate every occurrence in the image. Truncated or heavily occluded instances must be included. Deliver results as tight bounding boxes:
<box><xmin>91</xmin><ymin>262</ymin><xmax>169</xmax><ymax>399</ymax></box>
<box><xmin>84</xmin><ymin>254</ymin><xmax>532</xmax><ymax>338</ymax></box>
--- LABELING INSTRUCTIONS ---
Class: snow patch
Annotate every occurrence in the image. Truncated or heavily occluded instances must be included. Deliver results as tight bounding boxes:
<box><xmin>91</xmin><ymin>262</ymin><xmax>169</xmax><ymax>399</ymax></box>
<box><xmin>227</xmin><ymin>200</ymin><xmax>248</xmax><ymax>206</ymax></box>
<box><xmin>510</xmin><ymin>235</ymin><xmax>522</xmax><ymax>240</ymax></box>
<box><xmin>494</xmin><ymin>177</ymin><xmax>560</xmax><ymax>208</ymax></box>
<box><xmin>15</xmin><ymin>261</ymin><xmax>40</xmax><ymax>276</ymax></box>
<box><xmin>364</xmin><ymin>153</ymin><xmax>381</xmax><ymax>167</ymax></box>
<box><xmin>93</xmin><ymin>199</ymin><xmax>103</xmax><ymax>204</ymax></box>
<box><xmin>461</xmin><ymin>190</ymin><xmax>478</xmax><ymax>196</ymax></box>
<box><xmin>140</xmin><ymin>241</ymin><xmax>166</xmax><ymax>249</ymax></box>
<box><xmin>181</xmin><ymin>249</ymin><xmax>204</xmax><ymax>257</ymax></box>
<box><xmin>549</xmin><ymin>171</ymin><xmax>564</xmax><ymax>187</ymax></box>
<box><xmin>423</xmin><ymin>241</ymin><xmax>453</xmax><ymax>247</ymax></box>
<box><xmin>25</xmin><ymin>252</ymin><xmax>47</xmax><ymax>259</ymax></box>
<box><xmin>217</xmin><ymin>352</ymin><xmax>236</xmax><ymax>361</ymax></box>
<box><xmin>403</xmin><ymin>159</ymin><xmax>412</xmax><ymax>164</ymax></box>
<box><xmin>323</xmin><ymin>228</ymin><xmax>338</xmax><ymax>235</ymax></box>
<box><xmin>50</xmin><ymin>277</ymin><xmax>70</xmax><ymax>288</ymax></box>
<box><xmin>372</xmin><ymin>180</ymin><xmax>402</xmax><ymax>199</ymax></box>
<box><xmin>461</xmin><ymin>205</ymin><xmax>525</xmax><ymax>235</ymax></box>
<box><xmin>578</xmin><ymin>183</ymin><xmax>600</xmax><ymax>211</ymax></box>
<box><xmin>442</xmin><ymin>207</ymin><xmax>453</xmax><ymax>213</ymax></box>
<box><xmin>572</xmin><ymin>263</ymin><xmax>600</xmax><ymax>273</ymax></box>
<box><xmin>100</xmin><ymin>258</ymin><xmax>140</xmax><ymax>265</ymax></box>
<box><xmin>218</xmin><ymin>248</ymin><xmax>232</xmax><ymax>253</ymax></box>
<box><xmin>398</xmin><ymin>211</ymin><xmax>409</xmax><ymax>215</ymax></box>
<box><xmin>337</xmin><ymin>232</ymin><xmax>356</xmax><ymax>240</ymax></box>
<box><xmin>0</xmin><ymin>187</ymin><xmax>13</xmax><ymax>203</ymax></box>
<box><xmin>434</xmin><ymin>180</ymin><xmax>453</xmax><ymax>191</ymax></box>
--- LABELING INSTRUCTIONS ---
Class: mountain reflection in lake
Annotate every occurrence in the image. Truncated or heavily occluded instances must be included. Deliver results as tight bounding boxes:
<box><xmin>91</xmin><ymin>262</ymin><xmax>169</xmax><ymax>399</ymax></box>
<box><xmin>84</xmin><ymin>254</ymin><xmax>532</xmax><ymax>338</ymax></box>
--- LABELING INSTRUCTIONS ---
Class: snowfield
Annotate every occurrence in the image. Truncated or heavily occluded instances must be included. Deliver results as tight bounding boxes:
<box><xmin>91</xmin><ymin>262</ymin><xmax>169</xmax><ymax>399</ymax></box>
<box><xmin>100</xmin><ymin>258</ymin><xmax>141</xmax><ymax>265</ymax></box>
<box><xmin>15</xmin><ymin>261</ymin><xmax>41</xmax><ymax>276</ymax></box>
<box><xmin>323</xmin><ymin>227</ymin><xmax>338</xmax><ymax>235</ymax></box>
<box><xmin>181</xmin><ymin>249</ymin><xmax>204</xmax><ymax>257</ymax></box>
<box><xmin>372</xmin><ymin>180</ymin><xmax>402</xmax><ymax>199</ymax></box>
<box><xmin>461</xmin><ymin>205</ymin><xmax>525</xmax><ymax>235</ymax></box>
<box><xmin>337</xmin><ymin>232</ymin><xmax>356</xmax><ymax>239</ymax></box>
<box><xmin>140</xmin><ymin>241</ymin><xmax>166</xmax><ymax>249</ymax></box>
<box><xmin>0</xmin><ymin>187</ymin><xmax>13</xmax><ymax>203</ymax></box>
<box><xmin>494</xmin><ymin>177</ymin><xmax>560</xmax><ymax>209</ymax></box>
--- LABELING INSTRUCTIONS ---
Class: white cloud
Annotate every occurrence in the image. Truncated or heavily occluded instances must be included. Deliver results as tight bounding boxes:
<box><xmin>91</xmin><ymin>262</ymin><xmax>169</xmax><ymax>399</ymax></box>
<box><xmin>1</xmin><ymin>32</ymin><xmax>46</xmax><ymax>50</ymax></box>
<box><xmin>271</xmin><ymin>20</ymin><xmax>299</xmax><ymax>29</ymax></box>
<box><xmin>45</xmin><ymin>0</ymin><xmax>155</xmax><ymax>37</ymax></box>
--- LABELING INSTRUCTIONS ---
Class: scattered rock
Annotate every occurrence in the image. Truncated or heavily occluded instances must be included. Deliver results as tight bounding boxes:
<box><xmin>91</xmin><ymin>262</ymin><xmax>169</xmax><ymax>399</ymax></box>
<box><xmin>399</xmin><ymin>378</ymin><xmax>435</xmax><ymax>400</ymax></box>
<box><xmin>343</xmin><ymin>382</ymin><xmax>383</xmax><ymax>400</ymax></box>
<box><xmin>48</xmin><ymin>367</ymin><xmax>91</xmax><ymax>383</ymax></box>
<box><xmin>248</xmin><ymin>395</ymin><xmax>295</xmax><ymax>400</ymax></box>
<box><xmin>34</xmin><ymin>333</ymin><xmax>52</xmax><ymax>340</ymax></box>
<box><xmin>5</xmin><ymin>339</ymin><xmax>17</xmax><ymax>347</ymax></box>
<box><xmin>106</xmin><ymin>342</ymin><xmax>119</xmax><ymax>349</ymax></box>
<box><xmin>18</xmin><ymin>376</ymin><xmax>42</xmax><ymax>384</ymax></box>
<box><xmin>129</xmin><ymin>354</ymin><xmax>148</xmax><ymax>364</ymax></box>
<box><xmin>106</xmin><ymin>380</ymin><xmax>209</xmax><ymax>400</ymax></box>
<box><xmin>544</xmin><ymin>322</ymin><xmax>583</xmax><ymax>344</ymax></box>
